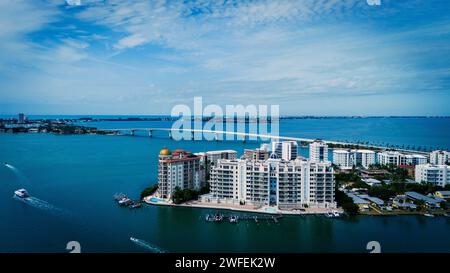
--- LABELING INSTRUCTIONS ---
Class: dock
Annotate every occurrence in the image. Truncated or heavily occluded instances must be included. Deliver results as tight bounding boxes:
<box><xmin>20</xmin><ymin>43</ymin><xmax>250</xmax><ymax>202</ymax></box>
<box><xmin>204</xmin><ymin>213</ymin><xmax>283</xmax><ymax>224</ymax></box>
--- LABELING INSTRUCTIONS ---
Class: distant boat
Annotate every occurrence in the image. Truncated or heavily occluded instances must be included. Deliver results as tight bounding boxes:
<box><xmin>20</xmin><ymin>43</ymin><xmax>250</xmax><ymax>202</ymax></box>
<box><xmin>423</xmin><ymin>213</ymin><xmax>434</xmax><ymax>217</ymax></box>
<box><xmin>443</xmin><ymin>213</ymin><xmax>450</xmax><ymax>218</ymax></box>
<box><xmin>14</xmin><ymin>189</ymin><xmax>29</xmax><ymax>198</ymax></box>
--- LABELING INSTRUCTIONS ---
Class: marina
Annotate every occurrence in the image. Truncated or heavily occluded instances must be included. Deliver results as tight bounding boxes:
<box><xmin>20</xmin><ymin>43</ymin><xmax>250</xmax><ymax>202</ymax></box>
<box><xmin>204</xmin><ymin>213</ymin><xmax>283</xmax><ymax>224</ymax></box>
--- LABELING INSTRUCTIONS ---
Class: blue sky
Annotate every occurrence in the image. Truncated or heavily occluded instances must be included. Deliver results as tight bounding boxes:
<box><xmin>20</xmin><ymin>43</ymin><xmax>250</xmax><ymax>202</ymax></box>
<box><xmin>0</xmin><ymin>0</ymin><xmax>449</xmax><ymax>115</ymax></box>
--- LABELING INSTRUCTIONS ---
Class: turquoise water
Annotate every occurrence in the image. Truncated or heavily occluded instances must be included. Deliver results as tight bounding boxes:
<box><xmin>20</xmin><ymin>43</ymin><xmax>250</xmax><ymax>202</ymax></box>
<box><xmin>0</xmin><ymin>118</ymin><xmax>450</xmax><ymax>253</ymax></box>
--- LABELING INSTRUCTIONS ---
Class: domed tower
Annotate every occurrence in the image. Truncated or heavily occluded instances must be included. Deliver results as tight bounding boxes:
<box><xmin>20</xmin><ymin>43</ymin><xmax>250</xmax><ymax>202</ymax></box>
<box><xmin>159</xmin><ymin>147</ymin><xmax>171</xmax><ymax>158</ymax></box>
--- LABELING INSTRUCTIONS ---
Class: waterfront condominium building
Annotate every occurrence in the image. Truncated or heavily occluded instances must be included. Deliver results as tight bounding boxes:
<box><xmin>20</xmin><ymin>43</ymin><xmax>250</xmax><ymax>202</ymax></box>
<box><xmin>209</xmin><ymin>155</ymin><xmax>336</xmax><ymax>209</ymax></box>
<box><xmin>332</xmin><ymin>149</ymin><xmax>376</xmax><ymax>169</ymax></box>
<box><xmin>415</xmin><ymin>164</ymin><xmax>450</xmax><ymax>187</ymax></box>
<box><xmin>333</xmin><ymin>149</ymin><xmax>352</xmax><ymax>169</ymax></box>
<box><xmin>354</xmin><ymin>149</ymin><xmax>377</xmax><ymax>168</ymax></box>
<box><xmin>378</xmin><ymin>151</ymin><xmax>427</xmax><ymax>166</ymax></box>
<box><xmin>377</xmin><ymin>151</ymin><xmax>405</xmax><ymax>166</ymax></box>
<box><xmin>157</xmin><ymin>147</ymin><xmax>205</xmax><ymax>199</ymax></box>
<box><xmin>404</xmin><ymin>154</ymin><xmax>427</xmax><ymax>165</ymax></box>
<box><xmin>430</xmin><ymin>150</ymin><xmax>450</xmax><ymax>165</ymax></box>
<box><xmin>309</xmin><ymin>140</ymin><xmax>329</xmax><ymax>162</ymax></box>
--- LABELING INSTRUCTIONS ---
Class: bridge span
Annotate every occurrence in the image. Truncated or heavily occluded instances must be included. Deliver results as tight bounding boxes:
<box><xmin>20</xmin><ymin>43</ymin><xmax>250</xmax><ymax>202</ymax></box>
<box><xmin>100</xmin><ymin>127</ymin><xmax>428</xmax><ymax>155</ymax></box>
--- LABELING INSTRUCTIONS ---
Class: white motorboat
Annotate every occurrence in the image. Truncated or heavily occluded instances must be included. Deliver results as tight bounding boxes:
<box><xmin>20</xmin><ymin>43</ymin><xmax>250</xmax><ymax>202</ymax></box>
<box><xmin>14</xmin><ymin>189</ymin><xmax>29</xmax><ymax>198</ymax></box>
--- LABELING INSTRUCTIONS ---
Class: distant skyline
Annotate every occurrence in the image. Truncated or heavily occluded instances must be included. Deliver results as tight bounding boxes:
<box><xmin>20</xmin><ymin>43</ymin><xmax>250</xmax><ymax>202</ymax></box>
<box><xmin>1</xmin><ymin>0</ymin><xmax>450</xmax><ymax>115</ymax></box>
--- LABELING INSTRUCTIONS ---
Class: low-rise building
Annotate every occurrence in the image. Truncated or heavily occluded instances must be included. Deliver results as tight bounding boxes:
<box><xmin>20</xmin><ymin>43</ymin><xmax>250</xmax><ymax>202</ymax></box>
<box><xmin>405</xmin><ymin>191</ymin><xmax>442</xmax><ymax>208</ymax></box>
<box><xmin>362</xmin><ymin>178</ymin><xmax>382</xmax><ymax>187</ymax></box>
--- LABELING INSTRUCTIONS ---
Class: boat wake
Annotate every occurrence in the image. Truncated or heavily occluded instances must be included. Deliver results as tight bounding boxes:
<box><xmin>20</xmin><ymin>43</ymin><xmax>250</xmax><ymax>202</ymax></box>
<box><xmin>13</xmin><ymin>195</ymin><xmax>67</xmax><ymax>216</ymax></box>
<box><xmin>130</xmin><ymin>237</ymin><xmax>166</xmax><ymax>253</ymax></box>
<box><xmin>4</xmin><ymin>163</ymin><xmax>30</xmax><ymax>185</ymax></box>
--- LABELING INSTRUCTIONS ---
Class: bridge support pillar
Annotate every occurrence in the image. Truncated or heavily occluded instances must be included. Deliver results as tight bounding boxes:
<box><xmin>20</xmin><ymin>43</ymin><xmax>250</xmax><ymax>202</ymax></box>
<box><xmin>148</xmin><ymin>130</ymin><xmax>152</xmax><ymax>137</ymax></box>
<box><xmin>130</xmin><ymin>130</ymin><xmax>135</xmax><ymax>136</ymax></box>
<box><xmin>168</xmin><ymin>131</ymin><xmax>172</xmax><ymax>139</ymax></box>
<box><xmin>214</xmin><ymin>133</ymin><xmax>219</xmax><ymax>142</ymax></box>
<box><xmin>191</xmin><ymin>131</ymin><xmax>195</xmax><ymax>141</ymax></box>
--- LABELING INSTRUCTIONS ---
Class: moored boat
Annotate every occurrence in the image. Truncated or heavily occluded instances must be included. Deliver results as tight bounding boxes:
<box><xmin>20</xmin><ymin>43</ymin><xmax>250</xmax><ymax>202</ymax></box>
<box><xmin>229</xmin><ymin>215</ymin><xmax>238</xmax><ymax>223</ymax></box>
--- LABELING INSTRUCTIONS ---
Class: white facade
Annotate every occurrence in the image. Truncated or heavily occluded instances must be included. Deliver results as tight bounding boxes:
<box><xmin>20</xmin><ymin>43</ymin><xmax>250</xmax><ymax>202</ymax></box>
<box><xmin>309</xmin><ymin>140</ymin><xmax>329</xmax><ymax>163</ymax></box>
<box><xmin>355</xmin><ymin>149</ymin><xmax>376</xmax><ymax>168</ymax></box>
<box><xmin>205</xmin><ymin>150</ymin><xmax>237</xmax><ymax>165</ymax></box>
<box><xmin>377</xmin><ymin>151</ymin><xmax>404</xmax><ymax>166</ymax></box>
<box><xmin>333</xmin><ymin>150</ymin><xmax>352</xmax><ymax>169</ymax></box>
<box><xmin>333</xmin><ymin>149</ymin><xmax>376</xmax><ymax>169</ymax></box>
<box><xmin>415</xmin><ymin>164</ymin><xmax>450</xmax><ymax>187</ymax></box>
<box><xmin>281</xmin><ymin>141</ymin><xmax>298</xmax><ymax>161</ymax></box>
<box><xmin>158</xmin><ymin>148</ymin><xmax>204</xmax><ymax>199</ymax></box>
<box><xmin>430</xmin><ymin>150</ymin><xmax>450</xmax><ymax>165</ymax></box>
<box><xmin>209</xmin><ymin>157</ymin><xmax>336</xmax><ymax>209</ymax></box>
<box><xmin>271</xmin><ymin>141</ymin><xmax>298</xmax><ymax>161</ymax></box>
<box><xmin>404</xmin><ymin>154</ymin><xmax>427</xmax><ymax>165</ymax></box>
<box><xmin>378</xmin><ymin>151</ymin><xmax>428</xmax><ymax>166</ymax></box>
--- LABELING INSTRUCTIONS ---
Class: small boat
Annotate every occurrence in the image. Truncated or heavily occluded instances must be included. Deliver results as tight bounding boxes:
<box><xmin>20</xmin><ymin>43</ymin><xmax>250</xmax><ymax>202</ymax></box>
<box><xmin>229</xmin><ymin>215</ymin><xmax>238</xmax><ymax>223</ymax></box>
<box><xmin>130</xmin><ymin>202</ymin><xmax>142</xmax><ymax>209</ymax></box>
<box><xmin>443</xmin><ymin>213</ymin><xmax>450</xmax><ymax>218</ymax></box>
<box><xmin>14</xmin><ymin>189</ymin><xmax>29</xmax><ymax>198</ymax></box>
<box><xmin>325</xmin><ymin>212</ymin><xmax>334</xmax><ymax>218</ymax></box>
<box><xmin>423</xmin><ymin>213</ymin><xmax>434</xmax><ymax>217</ymax></box>
<box><xmin>118</xmin><ymin>197</ymin><xmax>133</xmax><ymax>206</ymax></box>
<box><xmin>214</xmin><ymin>213</ymin><xmax>224</xmax><ymax>222</ymax></box>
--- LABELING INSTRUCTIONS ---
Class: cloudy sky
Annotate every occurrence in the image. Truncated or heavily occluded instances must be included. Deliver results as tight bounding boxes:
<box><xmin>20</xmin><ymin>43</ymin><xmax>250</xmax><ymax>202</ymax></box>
<box><xmin>0</xmin><ymin>0</ymin><xmax>449</xmax><ymax>115</ymax></box>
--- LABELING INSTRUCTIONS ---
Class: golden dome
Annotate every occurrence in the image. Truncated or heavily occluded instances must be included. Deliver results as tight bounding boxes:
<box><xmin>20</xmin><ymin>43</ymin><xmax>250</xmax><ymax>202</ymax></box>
<box><xmin>159</xmin><ymin>147</ymin><xmax>171</xmax><ymax>156</ymax></box>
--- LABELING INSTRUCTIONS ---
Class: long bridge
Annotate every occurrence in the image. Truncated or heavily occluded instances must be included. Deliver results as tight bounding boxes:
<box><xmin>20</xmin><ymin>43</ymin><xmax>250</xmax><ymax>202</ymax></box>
<box><xmin>100</xmin><ymin>127</ymin><xmax>428</xmax><ymax>155</ymax></box>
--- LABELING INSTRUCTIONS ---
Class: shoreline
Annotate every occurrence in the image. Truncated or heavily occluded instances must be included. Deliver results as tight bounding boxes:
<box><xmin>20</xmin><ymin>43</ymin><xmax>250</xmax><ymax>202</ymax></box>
<box><xmin>143</xmin><ymin>196</ymin><xmax>448</xmax><ymax>217</ymax></box>
<box><xmin>143</xmin><ymin>196</ymin><xmax>341</xmax><ymax>216</ymax></box>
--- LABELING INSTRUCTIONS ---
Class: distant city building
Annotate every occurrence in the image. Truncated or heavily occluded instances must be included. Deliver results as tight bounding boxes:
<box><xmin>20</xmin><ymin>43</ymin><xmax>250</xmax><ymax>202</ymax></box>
<box><xmin>157</xmin><ymin>147</ymin><xmax>205</xmax><ymax>199</ymax></box>
<box><xmin>271</xmin><ymin>141</ymin><xmax>283</xmax><ymax>158</ymax></box>
<box><xmin>18</xmin><ymin>113</ymin><xmax>26</xmax><ymax>123</ymax></box>
<box><xmin>204</xmin><ymin>150</ymin><xmax>237</xmax><ymax>166</ymax></box>
<box><xmin>209</xmin><ymin>156</ymin><xmax>335</xmax><ymax>209</ymax></box>
<box><xmin>430</xmin><ymin>150</ymin><xmax>450</xmax><ymax>165</ymax></box>
<box><xmin>415</xmin><ymin>164</ymin><xmax>450</xmax><ymax>187</ymax></box>
<box><xmin>309</xmin><ymin>140</ymin><xmax>328</xmax><ymax>162</ymax></box>
<box><xmin>244</xmin><ymin>145</ymin><xmax>269</xmax><ymax>161</ymax></box>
